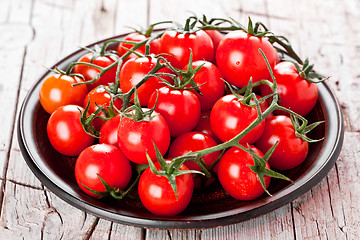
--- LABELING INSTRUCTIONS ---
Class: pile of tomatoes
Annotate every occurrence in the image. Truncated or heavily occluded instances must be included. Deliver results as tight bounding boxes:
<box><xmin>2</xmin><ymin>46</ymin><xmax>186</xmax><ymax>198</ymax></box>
<box><xmin>38</xmin><ymin>16</ymin><xmax>325</xmax><ymax>216</ymax></box>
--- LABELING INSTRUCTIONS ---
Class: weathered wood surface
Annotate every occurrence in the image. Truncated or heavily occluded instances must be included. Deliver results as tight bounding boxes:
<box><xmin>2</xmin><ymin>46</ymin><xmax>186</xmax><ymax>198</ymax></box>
<box><xmin>0</xmin><ymin>0</ymin><xmax>359</xmax><ymax>239</ymax></box>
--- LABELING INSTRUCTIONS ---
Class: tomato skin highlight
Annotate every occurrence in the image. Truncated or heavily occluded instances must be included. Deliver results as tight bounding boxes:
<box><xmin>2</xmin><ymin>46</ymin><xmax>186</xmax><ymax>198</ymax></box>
<box><xmin>46</xmin><ymin>105</ymin><xmax>94</xmax><ymax>156</ymax></box>
<box><xmin>39</xmin><ymin>74</ymin><xmax>88</xmax><ymax>114</ymax></box>
<box><xmin>216</xmin><ymin>30</ymin><xmax>278</xmax><ymax>88</ymax></box>
<box><xmin>75</xmin><ymin>144</ymin><xmax>132</xmax><ymax>198</ymax></box>
<box><xmin>73</xmin><ymin>52</ymin><xmax>118</xmax><ymax>91</ymax></box>
<box><xmin>260</xmin><ymin>61</ymin><xmax>319</xmax><ymax>116</ymax></box>
<box><xmin>148</xmin><ymin>86</ymin><xmax>201</xmax><ymax>137</ymax></box>
<box><xmin>217</xmin><ymin>146</ymin><xmax>271</xmax><ymax>201</ymax></box>
<box><xmin>117</xmin><ymin>109</ymin><xmax>170</xmax><ymax>164</ymax></box>
<box><xmin>138</xmin><ymin>161</ymin><xmax>194</xmax><ymax>216</ymax></box>
<box><xmin>210</xmin><ymin>94</ymin><xmax>265</xmax><ymax>144</ymax></box>
<box><xmin>255</xmin><ymin>115</ymin><xmax>309</xmax><ymax>170</ymax></box>
<box><xmin>158</xmin><ymin>30</ymin><xmax>214</xmax><ymax>69</ymax></box>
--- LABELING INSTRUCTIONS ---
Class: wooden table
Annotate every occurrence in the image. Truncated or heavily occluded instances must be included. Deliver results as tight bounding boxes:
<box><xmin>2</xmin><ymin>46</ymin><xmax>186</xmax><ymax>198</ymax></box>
<box><xmin>1</xmin><ymin>0</ymin><xmax>359</xmax><ymax>239</ymax></box>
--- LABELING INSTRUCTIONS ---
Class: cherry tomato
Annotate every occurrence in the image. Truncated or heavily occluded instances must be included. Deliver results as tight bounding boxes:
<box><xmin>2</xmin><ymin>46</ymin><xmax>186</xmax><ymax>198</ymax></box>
<box><xmin>210</xmin><ymin>94</ymin><xmax>265</xmax><ymax>144</ymax></box>
<box><xmin>204</xmin><ymin>30</ymin><xmax>224</xmax><ymax>54</ymax></box>
<box><xmin>183</xmin><ymin>60</ymin><xmax>225</xmax><ymax>111</ymax></box>
<box><xmin>99</xmin><ymin>114</ymin><xmax>121</xmax><ymax>147</ymax></box>
<box><xmin>117</xmin><ymin>109</ymin><xmax>170</xmax><ymax>164</ymax></box>
<box><xmin>255</xmin><ymin>115</ymin><xmax>309</xmax><ymax>170</ymax></box>
<box><xmin>147</xmin><ymin>86</ymin><xmax>201</xmax><ymax>137</ymax></box>
<box><xmin>217</xmin><ymin>145</ymin><xmax>271</xmax><ymax>201</ymax></box>
<box><xmin>260</xmin><ymin>61</ymin><xmax>318</xmax><ymax>116</ymax></box>
<box><xmin>158</xmin><ymin>29</ymin><xmax>214</xmax><ymax>69</ymax></box>
<box><xmin>39</xmin><ymin>74</ymin><xmax>88</xmax><ymax>114</ymax></box>
<box><xmin>47</xmin><ymin>105</ymin><xmax>94</xmax><ymax>156</ymax></box>
<box><xmin>75</xmin><ymin>144</ymin><xmax>132</xmax><ymax>198</ymax></box>
<box><xmin>73</xmin><ymin>52</ymin><xmax>118</xmax><ymax>90</ymax></box>
<box><xmin>193</xmin><ymin>111</ymin><xmax>221</xmax><ymax>143</ymax></box>
<box><xmin>119</xmin><ymin>56</ymin><xmax>172</xmax><ymax>106</ymax></box>
<box><xmin>117</xmin><ymin>32</ymin><xmax>160</xmax><ymax>61</ymax></box>
<box><xmin>138</xmin><ymin>160</ymin><xmax>194</xmax><ymax>216</ymax></box>
<box><xmin>216</xmin><ymin>30</ymin><xmax>278</xmax><ymax>88</ymax></box>
<box><xmin>168</xmin><ymin>131</ymin><xmax>220</xmax><ymax>171</ymax></box>
<box><xmin>83</xmin><ymin>85</ymin><xmax>123</xmax><ymax>130</ymax></box>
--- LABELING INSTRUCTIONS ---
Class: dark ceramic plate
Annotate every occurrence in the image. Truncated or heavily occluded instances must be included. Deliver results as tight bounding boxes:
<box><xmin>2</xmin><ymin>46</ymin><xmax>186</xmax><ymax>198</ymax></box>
<box><xmin>18</xmin><ymin>33</ymin><xmax>344</xmax><ymax>230</ymax></box>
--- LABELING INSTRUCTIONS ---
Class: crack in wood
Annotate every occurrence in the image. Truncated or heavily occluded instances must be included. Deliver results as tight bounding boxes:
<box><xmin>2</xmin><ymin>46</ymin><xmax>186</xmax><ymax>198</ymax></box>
<box><xmin>326</xmin><ymin>176</ymin><xmax>335</xmax><ymax>219</ymax></box>
<box><xmin>314</xmin><ymin>219</ymin><xmax>321</xmax><ymax>238</ymax></box>
<box><xmin>167</xmin><ymin>230</ymin><xmax>172</xmax><ymax>240</ymax></box>
<box><xmin>43</xmin><ymin>187</ymin><xmax>64</xmax><ymax>225</ymax></box>
<box><xmin>0</xmin><ymin>179</ymin><xmax>43</xmax><ymax>191</ymax></box>
<box><xmin>83</xmin><ymin>217</ymin><xmax>100</xmax><ymax>240</ymax></box>
<box><xmin>141</xmin><ymin>227</ymin><xmax>146</xmax><ymax>240</ymax></box>
<box><xmin>108</xmin><ymin>221</ymin><xmax>113</xmax><ymax>240</ymax></box>
<box><xmin>291</xmin><ymin>202</ymin><xmax>297</xmax><ymax>240</ymax></box>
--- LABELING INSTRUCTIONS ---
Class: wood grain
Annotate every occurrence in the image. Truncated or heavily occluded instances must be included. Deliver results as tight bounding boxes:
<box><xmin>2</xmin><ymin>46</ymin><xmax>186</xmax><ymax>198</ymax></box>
<box><xmin>0</xmin><ymin>0</ymin><xmax>359</xmax><ymax>239</ymax></box>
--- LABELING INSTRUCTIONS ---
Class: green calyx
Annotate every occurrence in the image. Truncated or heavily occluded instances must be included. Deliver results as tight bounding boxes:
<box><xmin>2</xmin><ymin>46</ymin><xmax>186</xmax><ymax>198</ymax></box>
<box><xmin>47</xmin><ymin>66</ymin><xmax>85</xmax><ymax>81</ymax></box>
<box><xmin>81</xmin><ymin>174</ymin><xmax>137</xmax><ymax>200</ymax></box>
<box><xmin>147</xmin><ymin>143</ymin><xmax>204</xmax><ymax>199</ymax></box>
<box><xmin>245</xmin><ymin>143</ymin><xmax>293</xmax><ymax>196</ymax></box>
<box><xmin>291</xmin><ymin>58</ymin><xmax>329</xmax><ymax>83</ymax></box>
<box><xmin>171</xmin><ymin>16</ymin><xmax>200</xmax><ymax>34</ymax></box>
<box><xmin>290</xmin><ymin>114</ymin><xmax>324</xmax><ymax>143</ymax></box>
<box><xmin>78</xmin><ymin>85</ymin><xmax>121</xmax><ymax>138</ymax></box>
<box><xmin>78</xmin><ymin>102</ymin><xmax>102</xmax><ymax>138</ymax></box>
<box><xmin>120</xmin><ymin>88</ymin><xmax>158</xmax><ymax>122</ymax></box>
<box><xmin>170</xmin><ymin>49</ymin><xmax>204</xmax><ymax>92</ymax></box>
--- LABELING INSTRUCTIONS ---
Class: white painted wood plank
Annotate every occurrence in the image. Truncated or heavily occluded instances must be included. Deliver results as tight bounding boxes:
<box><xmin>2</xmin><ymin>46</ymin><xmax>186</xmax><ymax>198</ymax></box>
<box><xmin>77</xmin><ymin>217</ymin><xmax>144</xmax><ymax>240</ymax></box>
<box><xmin>2</xmin><ymin>0</ymin><xmax>147</xmax><ymax>239</ymax></box>
<box><xmin>0</xmin><ymin>182</ymin><xmax>98</xmax><ymax>239</ymax></box>
<box><xmin>292</xmin><ymin>133</ymin><xmax>360</xmax><ymax>239</ymax></box>
<box><xmin>327</xmin><ymin>132</ymin><xmax>360</xmax><ymax>239</ymax></box>
<box><xmin>1</xmin><ymin>0</ymin><xmax>359</xmax><ymax>239</ymax></box>
<box><xmin>149</xmin><ymin>0</ymin><xmax>242</xmax><ymax>28</ymax></box>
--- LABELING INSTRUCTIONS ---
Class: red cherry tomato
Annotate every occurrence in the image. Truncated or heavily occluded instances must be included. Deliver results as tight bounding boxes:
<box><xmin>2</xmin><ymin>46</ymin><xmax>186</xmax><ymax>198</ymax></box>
<box><xmin>168</xmin><ymin>131</ymin><xmax>220</xmax><ymax>171</ymax></box>
<box><xmin>260</xmin><ymin>61</ymin><xmax>318</xmax><ymax>116</ymax></box>
<box><xmin>193</xmin><ymin>111</ymin><xmax>221</xmax><ymax>143</ymax></box>
<box><xmin>138</xmin><ymin>160</ymin><xmax>194</xmax><ymax>216</ymax></box>
<box><xmin>75</xmin><ymin>144</ymin><xmax>132</xmax><ymax>198</ymax></box>
<box><xmin>73</xmin><ymin>52</ymin><xmax>118</xmax><ymax>90</ymax></box>
<box><xmin>39</xmin><ymin>74</ymin><xmax>88</xmax><ymax>114</ymax></box>
<box><xmin>117</xmin><ymin>109</ymin><xmax>171</xmax><ymax>164</ymax></box>
<box><xmin>255</xmin><ymin>115</ymin><xmax>309</xmax><ymax>170</ymax></box>
<box><xmin>117</xmin><ymin>32</ymin><xmax>160</xmax><ymax>61</ymax></box>
<box><xmin>217</xmin><ymin>145</ymin><xmax>271</xmax><ymax>201</ymax></box>
<box><xmin>99</xmin><ymin>114</ymin><xmax>121</xmax><ymax>147</ymax></box>
<box><xmin>47</xmin><ymin>105</ymin><xmax>94</xmax><ymax>156</ymax></box>
<box><xmin>147</xmin><ymin>86</ymin><xmax>201</xmax><ymax>137</ymax></box>
<box><xmin>204</xmin><ymin>30</ymin><xmax>224</xmax><ymax>54</ymax></box>
<box><xmin>83</xmin><ymin>86</ymin><xmax>123</xmax><ymax>130</ymax></box>
<box><xmin>210</xmin><ymin>94</ymin><xmax>265</xmax><ymax>144</ymax></box>
<box><xmin>158</xmin><ymin>30</ymin><xmax>214</xmax><ymax>69</ymax></box>
<box><xmin>216</xmin><ymin>30</ymin><xmax>278</xmax><ymax>88</ymax></box>
<box><xmin>119</xmin><ymin>56</ymin><xmax>172</xmax><ymax>106</ymax></box>
<box><xmin>183</xmin><ymin>60</ymin><xmax>225</xmax><ymax>111</ymax></box>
